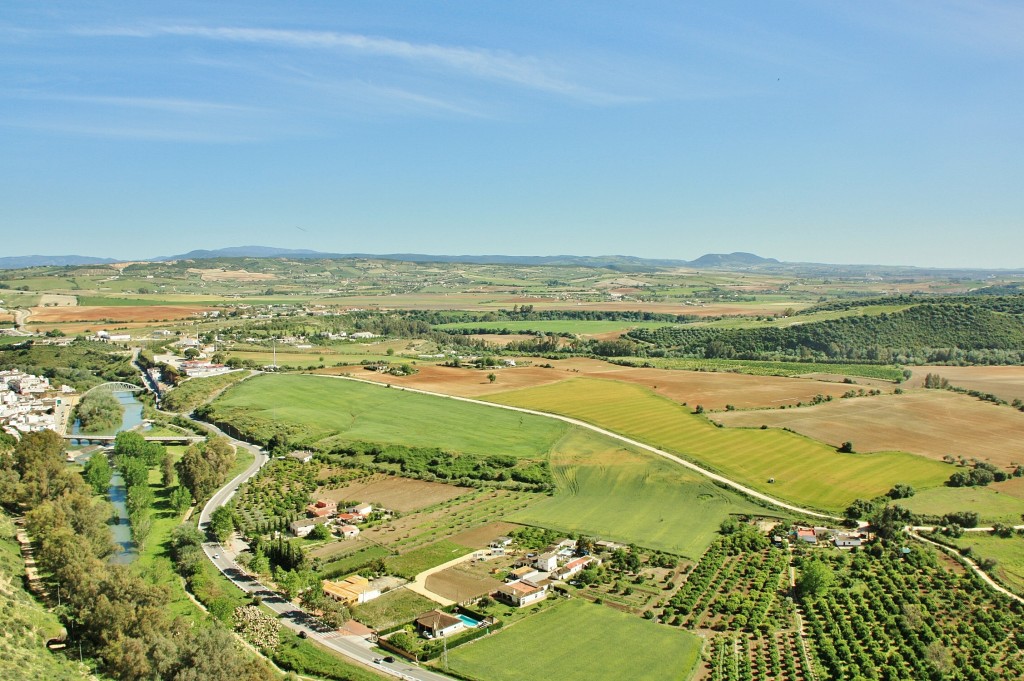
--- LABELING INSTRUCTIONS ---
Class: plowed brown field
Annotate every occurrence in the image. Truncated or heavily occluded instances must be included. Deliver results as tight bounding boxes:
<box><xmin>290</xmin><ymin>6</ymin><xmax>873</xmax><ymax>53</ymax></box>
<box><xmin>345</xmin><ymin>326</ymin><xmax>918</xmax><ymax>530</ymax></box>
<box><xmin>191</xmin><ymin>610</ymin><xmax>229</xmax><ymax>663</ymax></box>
<box><xmin>714</xmin><ymin>390</ymin><xmax>1024</xmax><ymax>468</ymax></box>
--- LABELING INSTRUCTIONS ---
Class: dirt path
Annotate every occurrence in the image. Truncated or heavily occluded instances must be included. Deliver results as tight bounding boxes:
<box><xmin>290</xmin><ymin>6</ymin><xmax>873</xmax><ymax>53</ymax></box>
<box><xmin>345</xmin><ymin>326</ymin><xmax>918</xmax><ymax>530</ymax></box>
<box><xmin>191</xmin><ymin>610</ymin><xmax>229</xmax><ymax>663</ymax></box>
<box><xmin>321</xmin><ymin>374</ymin><xmax>842</xmax><ymax>522</ymax></box>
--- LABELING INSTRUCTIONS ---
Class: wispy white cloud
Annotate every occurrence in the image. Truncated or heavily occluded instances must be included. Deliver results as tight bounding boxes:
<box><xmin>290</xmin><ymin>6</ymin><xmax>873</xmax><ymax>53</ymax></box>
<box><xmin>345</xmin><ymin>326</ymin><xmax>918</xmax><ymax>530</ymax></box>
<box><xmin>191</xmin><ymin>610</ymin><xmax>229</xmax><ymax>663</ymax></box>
<box><xmin>72</xmin><ymin>25</ymin><xmax>638</xmax><ymax>105</ymax></box>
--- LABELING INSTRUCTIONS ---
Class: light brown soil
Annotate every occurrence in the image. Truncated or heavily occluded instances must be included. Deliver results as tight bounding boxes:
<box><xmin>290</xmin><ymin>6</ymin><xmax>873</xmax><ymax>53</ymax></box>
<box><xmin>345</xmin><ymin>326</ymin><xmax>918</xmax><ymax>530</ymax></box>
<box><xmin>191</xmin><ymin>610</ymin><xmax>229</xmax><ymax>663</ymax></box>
<box><xmin>189</xmin><ymin>268</ymin><xmax>278</xmax><ymax>281</ymax></box>
<box><xmin>318</xmin><ymin>475</ymin><xmax>471</xmax><ymax>513</ymax></box>
<box><xmin>714</xmin><ymin>390</ymin><xmax>1024</xmax><ymax>468</ymax></box>
<box><xmin>38</xmin><ymin>294</ymin><xmax>77</xmax><ymax>306</ymax></box>
<box><xmin>425</xmin><ymin>561</ymin><xmax>506</xmax><ymax>601</ymax></box>
<box><xmin>28</xmin><ymin>305</ymin><xmax>212</xmax><ymax>323</ymax></box>
<box><xmin>322</xmin><ymin>357</ymin><xmax>861</xmax><ymax>410</ymax></box>
<box><xmin>904</xmin><ymin>365</ymin><xmax>1024</xmax><ymax>405</ymax></box>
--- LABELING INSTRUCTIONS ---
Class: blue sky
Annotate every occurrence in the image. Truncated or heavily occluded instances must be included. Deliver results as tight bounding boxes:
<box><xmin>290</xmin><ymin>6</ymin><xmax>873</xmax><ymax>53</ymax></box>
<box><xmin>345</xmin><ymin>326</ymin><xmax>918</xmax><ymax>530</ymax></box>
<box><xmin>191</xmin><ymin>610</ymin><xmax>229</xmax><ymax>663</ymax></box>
<box><xmin>1</xmin><ymin>1</ymin><xmax>1022</xmax><ymax>267</ymax></box>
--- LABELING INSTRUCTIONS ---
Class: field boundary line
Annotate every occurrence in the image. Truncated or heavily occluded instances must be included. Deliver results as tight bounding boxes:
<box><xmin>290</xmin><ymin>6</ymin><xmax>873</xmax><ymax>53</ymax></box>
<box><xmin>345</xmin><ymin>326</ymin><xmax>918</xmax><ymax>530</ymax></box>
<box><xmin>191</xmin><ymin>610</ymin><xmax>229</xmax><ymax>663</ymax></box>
<box><xmin>315</xmin><ymin>373</ymin><xmax>842</xmax><ymax>521</ymax></box>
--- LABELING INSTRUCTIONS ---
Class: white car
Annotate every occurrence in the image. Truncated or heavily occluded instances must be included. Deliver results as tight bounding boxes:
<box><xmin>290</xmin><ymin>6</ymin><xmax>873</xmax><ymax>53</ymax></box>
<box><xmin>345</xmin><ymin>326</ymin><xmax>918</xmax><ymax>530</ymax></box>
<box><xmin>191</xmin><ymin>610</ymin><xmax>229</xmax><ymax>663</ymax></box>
<box><xmin>212</xmin><ymin>553</ymin><xmax>220</xmax><ymax>559</ymax></box>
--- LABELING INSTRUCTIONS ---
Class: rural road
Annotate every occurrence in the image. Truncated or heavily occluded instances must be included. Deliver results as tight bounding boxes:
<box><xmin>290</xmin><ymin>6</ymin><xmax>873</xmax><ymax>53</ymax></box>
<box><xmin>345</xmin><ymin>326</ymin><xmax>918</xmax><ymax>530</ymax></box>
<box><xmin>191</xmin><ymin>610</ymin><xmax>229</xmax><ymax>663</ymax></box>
<box><xmin>323</xmin><ymin>373</ymin><xmax>843</xmax><ymax>522</ymax></box>
<box><xmin>193</xmin><ymin>419</ymin><xmax>454</xmax><ymax>681</ymax></box>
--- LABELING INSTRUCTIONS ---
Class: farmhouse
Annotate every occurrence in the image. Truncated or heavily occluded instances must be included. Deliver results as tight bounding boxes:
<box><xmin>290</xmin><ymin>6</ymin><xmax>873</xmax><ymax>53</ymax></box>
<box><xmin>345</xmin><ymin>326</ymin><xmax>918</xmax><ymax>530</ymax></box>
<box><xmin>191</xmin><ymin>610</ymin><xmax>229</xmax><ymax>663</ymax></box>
<box><xmin>289</xmin><ymin>517</ymin><xmax>332</xmax><ymax>538</ymax></box>
<box><xmin>834</xmin><ymin>534</ymin><xmax>863</xmax><ymax>548</ymax></box>
<box><xmin>339</xmin><ymin>524</ymin><xmax>360</xmax><ymax>538</ymax></box>
<box><xmin>288</xmin><ymin>450</ymin><xmax>315</xmax><ymax>464</ymax></box>
<box><xmin>414</xmin><ymin>610</ymin><xmax>464</xmax><ymax>639</ymax></box>
<box><xmin>496</xmin><ymin>580</ymin><xmax>548</xmax><ymax>608</ymax></box>
<box><xmin>795</xmin><ymin>527</ymin><xmax>817</xmax><ymax>544</ymax></box>
<box><xmin>322</xmin><ymin>575</ymin><xmax>380</xmax><ymax>606</ymax></box>
<box><xmin>306</xmin><ymin>499</ymin><xmax>337</xmax><ymax>518</ymax></box>
<box><xmin>351</xmin><ymin>502</ymin><xmax>373</xmax><ymax>516</ymax></box>
<box><xmin>556</xmin><ymin>556</ymin><xmax>596</xmax><ymax>580</ymax></box>
<box><xmin>489</xmin><ymin>536</ymin><xmax>513</xmax><ymax>548</ymax></box>
<box><xmin>507</xmin><ymin>566</ymin><xmax>540</xmax><ymax>582</ymax></box>
<box><xmin>533</xmin><ymin>551</ymin><xmax>559</xmax><ymax>572</ymax></box>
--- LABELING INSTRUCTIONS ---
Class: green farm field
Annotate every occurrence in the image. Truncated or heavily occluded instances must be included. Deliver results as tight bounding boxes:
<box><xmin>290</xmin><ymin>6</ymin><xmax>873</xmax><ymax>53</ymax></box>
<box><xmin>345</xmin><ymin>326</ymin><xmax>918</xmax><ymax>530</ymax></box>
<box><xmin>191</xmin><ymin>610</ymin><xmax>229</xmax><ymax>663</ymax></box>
<box><xmin>510</xmin><ymin>429</ymin><xmax>766</xmax><ymax>557</ymax></box>
<box><xmin>951</xmin><ymin>533</ymin><xmax>1024</xmax><ymax>596</ymax></box>
<box><xmin>486</xmin><ymin>379</ymin><xmax>951</xmax><ymax>512</ymax></box>
<box><xmin>901</xmin><ymin>484</ymin><xmax>1024</xmax><ymax>524</ymax></box>
<box><xmin>611</xmin><ymin>356</ymin><xmax>904</xmax><ymax>381</ymax></box>
<box><xmin>446</xmin><ymin>599</ymin><xmax>701</xmax><ymax>681</ymax></box>
<box><xmin>208</xmin><ymin>373</ymin><xmax>571</xmax><ymax>457</ymax></box>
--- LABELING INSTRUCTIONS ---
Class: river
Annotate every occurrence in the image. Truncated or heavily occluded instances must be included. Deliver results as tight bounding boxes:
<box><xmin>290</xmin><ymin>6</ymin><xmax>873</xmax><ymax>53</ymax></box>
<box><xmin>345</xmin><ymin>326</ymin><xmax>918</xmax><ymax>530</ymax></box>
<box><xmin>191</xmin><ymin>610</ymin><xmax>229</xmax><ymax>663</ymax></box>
<box><xmin>71</xmin><ymin>390</ymin><xmax>148</xmax><ymax>564</ymax></box>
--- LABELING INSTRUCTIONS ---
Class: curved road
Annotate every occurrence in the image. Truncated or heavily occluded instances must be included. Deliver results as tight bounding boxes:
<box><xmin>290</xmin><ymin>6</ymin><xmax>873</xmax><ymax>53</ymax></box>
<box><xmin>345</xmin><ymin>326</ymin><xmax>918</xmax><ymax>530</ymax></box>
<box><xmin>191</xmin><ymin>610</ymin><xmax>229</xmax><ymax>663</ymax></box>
<box><xmin>194</xmin><ymin>419</ymin><xmax>452</xmax><ymax>681</ymax></box>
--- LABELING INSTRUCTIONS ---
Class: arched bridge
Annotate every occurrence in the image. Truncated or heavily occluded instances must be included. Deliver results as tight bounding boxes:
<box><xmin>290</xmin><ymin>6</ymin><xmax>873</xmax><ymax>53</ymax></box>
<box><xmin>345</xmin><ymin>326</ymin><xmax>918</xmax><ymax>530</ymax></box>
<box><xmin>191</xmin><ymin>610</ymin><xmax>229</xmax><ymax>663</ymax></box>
<box><xmin>82</xmin><ymin>382</ymin><xmax>146</xmax><ymax>396</ymax></box>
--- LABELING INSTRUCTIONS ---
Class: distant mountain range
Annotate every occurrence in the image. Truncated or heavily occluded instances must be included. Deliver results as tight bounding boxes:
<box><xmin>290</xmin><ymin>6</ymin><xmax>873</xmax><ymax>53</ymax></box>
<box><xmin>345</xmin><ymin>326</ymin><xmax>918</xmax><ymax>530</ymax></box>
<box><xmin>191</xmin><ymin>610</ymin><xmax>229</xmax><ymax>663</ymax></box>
<box><xmin>0</xmin><ymin>247</ymin><xmax>1019</xmax><ymax>276</ymax></box>
<box><xmin>0</xmin><ymin>246</ymin><xmax>779</xmax><ymax>271</ymax></box>
<box><xmin>0</xmin><ymin>254</ymin><xmax>122</xmax><ymax>269</ymax></box>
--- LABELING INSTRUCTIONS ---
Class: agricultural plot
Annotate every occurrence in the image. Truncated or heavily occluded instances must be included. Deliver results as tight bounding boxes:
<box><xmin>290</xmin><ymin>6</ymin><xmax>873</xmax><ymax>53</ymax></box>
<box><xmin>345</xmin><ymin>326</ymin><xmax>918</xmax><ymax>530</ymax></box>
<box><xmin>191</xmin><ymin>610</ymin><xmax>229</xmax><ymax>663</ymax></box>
<box><xmin>27</xmin><ymin>304</ymin><xmax>211</xmax><ymax>325</ymax></box>
<box><xmin>445</xmin><ymin>599</ymin><xmax>702</xmax><ymax>681</ymax></box>
<box><xmin>612</xmin><ymin>356</ymin><xmax>904</xmax><ymax>382</ymax></box>
<box><xmin>486</xmin><ymin>379</ymin><xmax>951</xmax><ymax>512</ymax></box>
<box><xmin>715</xmin><ymin>390</ymin><xmax>1024</xmax><ymax>469</ymax></box>
<box><xmin>350</xmin><ymin>588</ymin><xmax>438</xmax><ymax>630</ymax></box>
<box><xmin>801</xmin><ymin>546</ymin><xmax>1024</xmax><ymax>681</ymax></box>
<box><xmin>904</xmin><ymin>364</ymin><xmax>1024</xmax><ymax>404</ymax></box>
<box><xmin>316</xmin><ymin>474</ymin><xmax>470</xmax><ymax>513</ymax></box>
<box><xmin>949</xmin><ymin>533</ymin><xmax>1024</xmax><ymax>596</ymax></box>
<box><xmin>435</xmin><ymin>319</ymin><xmax>680</xmax><ymax>336</ymax></box>
<box><xmin>425</xmin><ymin>561</ymin><xmax>503</xmax><ymax>602</ymax></box>
<box><xmin>901</xmin><ymin>484</ymin><xmax>1024</xmax><ymax>523</ymax></box>
<box><xmin>344</xmin><ymin>356</ymin><xmax>864</xmax><ymax>410</ymax></box>
<box><xmin>384</xmin><ymin>539</ymin><xmax>471</xmax><ymax>579</ymax></box>
<box><xmin>207</xmin><ymin>373</ymin><xmax>570</xmax><ymax>459</ymax></box>
<box><xmin>510</xmin><ymin>429</ymin><xmax>766</xmax><ymax>557</ymax></box>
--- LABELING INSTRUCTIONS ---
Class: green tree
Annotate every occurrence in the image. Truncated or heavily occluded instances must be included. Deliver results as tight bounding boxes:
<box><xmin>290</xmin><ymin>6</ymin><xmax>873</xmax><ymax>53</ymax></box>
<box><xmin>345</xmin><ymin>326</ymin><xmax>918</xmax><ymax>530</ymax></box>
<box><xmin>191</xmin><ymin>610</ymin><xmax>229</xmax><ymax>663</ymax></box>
<box><xmin>796</xmin><ymin>561</ymin><xmax>834</xmax><ymax>599</ymax></box>
<box><xmin>210</xmin><ymin>506</ymin><xmax>236</xmax><ymax>543</ymax></box>
<box><xmin>170</xmin><ymin>485</ymin><xmax>193</xmax><ymax>514</ymax></box>
<box><xmin>308</xmin><ymin>523</ymin><xmax>331</xmax><ymax>541</ymax></box>
<box><xmin>83</xmin><ymin>452</ymin><xmax>113</xmax><ymax>495</ymax></box>
<box><xmin>487</xmin><ymin>372</ymin><xmax>497</xmax><ymax>383</ymax></box>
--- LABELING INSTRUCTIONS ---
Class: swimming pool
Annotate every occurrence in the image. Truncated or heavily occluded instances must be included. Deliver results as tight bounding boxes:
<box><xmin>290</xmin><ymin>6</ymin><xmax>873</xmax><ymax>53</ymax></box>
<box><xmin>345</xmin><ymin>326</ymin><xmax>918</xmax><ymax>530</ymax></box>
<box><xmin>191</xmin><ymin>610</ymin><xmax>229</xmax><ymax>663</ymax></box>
<box><xmin>457</xmin><ymin>614</ymin><xmax>482</xmax><ymax>628</ymax></box>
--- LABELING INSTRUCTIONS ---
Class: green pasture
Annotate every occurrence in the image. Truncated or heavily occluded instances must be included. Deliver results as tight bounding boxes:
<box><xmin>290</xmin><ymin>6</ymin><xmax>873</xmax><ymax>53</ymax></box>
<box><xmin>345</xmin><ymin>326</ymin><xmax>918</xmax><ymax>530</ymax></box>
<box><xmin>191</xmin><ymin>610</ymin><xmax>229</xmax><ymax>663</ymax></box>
<box><xmin>901</xmin><ymin>485</ymin><xmax>1024</xmax><ymax>525</ymax></box>
<box><xmin>951</xmin><ymin>533</ymin><xmax>1024</xmax><ymax>596</ymax></box>
<box><xmin>208</xmin><ymin>373</ymin><xmax>571</xmax><ymax>458</ymax></box>
<box><xmin>161</xmin><ymin>370</ymin><xmax>249</xmax><ymax>412</ymax></box>
<box><xmin>446</xmin><ymin>599</ymin><xmax>701</xmax><ymax>681</ymax></box>
<box><xmin>385</xmin><ymin>539</ymin><xmax>472</xmax><ymax>579</ymax></box>
<box><xmin>486</xmin><ymin>379</ymin><xmax>951</xmax><ymax>513</ymax></box>
<box><xmin>611</xmin><ymin>356</ymin><xmax>904</xmax><ymax>381</ymax></box>
<box><xmin>510</xmin><ymin>429</ymin><xmax>765</xmax><ymax>557</ymax></box>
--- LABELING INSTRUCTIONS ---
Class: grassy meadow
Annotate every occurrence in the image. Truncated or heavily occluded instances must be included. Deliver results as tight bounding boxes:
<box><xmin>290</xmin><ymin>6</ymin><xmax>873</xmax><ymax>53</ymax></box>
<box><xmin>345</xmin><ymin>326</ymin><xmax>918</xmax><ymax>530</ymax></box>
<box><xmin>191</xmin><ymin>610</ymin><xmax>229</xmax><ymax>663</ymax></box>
<box><xmin>208</xmin><ymin>373</ymin><xmax>571</xmax><ymax>457</ymax></box>
<box><xmin>510</xmin><ymin>429</ymin><xmax>766</xmax><ymax>558</ymax></box>
<box><xmin>486</xmin><ymin>378</ymin><xmax>951</xmax><ymax>512</ymax></box>
<box><xmin>901</xmin><ymin>485</ymin><xmax>1024</xmax><ymax>525</ymax></box>
<box><xmin>445</xmin><ymin>598</ymin><xmax>701</xmax><ymax>681</ymax></box>
<box><xmin>384</xmin><ymin>539</ymin><xmax>472</xmax><ymax>579</ymax></box>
